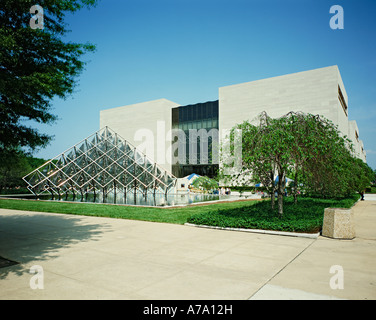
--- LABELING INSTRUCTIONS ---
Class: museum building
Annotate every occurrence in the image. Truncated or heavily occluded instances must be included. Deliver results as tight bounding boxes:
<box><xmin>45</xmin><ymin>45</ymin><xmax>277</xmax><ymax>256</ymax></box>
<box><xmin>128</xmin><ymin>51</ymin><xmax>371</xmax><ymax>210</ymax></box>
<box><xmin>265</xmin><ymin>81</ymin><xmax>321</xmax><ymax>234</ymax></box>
<box><xmin>100</xmin><ymin>65</ymin><xmax>367</xmax><ymax>178</ymax></box>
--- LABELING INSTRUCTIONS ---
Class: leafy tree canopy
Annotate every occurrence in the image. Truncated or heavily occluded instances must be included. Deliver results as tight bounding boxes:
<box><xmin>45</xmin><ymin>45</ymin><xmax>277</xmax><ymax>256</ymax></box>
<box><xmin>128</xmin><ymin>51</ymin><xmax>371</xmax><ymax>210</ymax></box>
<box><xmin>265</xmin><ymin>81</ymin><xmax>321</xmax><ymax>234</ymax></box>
<box><xmin>0</xmin><ymin>0</ymin><xmax>97</xmax><ymax>155</ymax></box>
<box><xmin>219</xmin><ymin>111</ymin><xmax>373</xmax><ymax>216</ymax></box>
<box><xmin>0</xmin><ymin>151</ymin><xmax>46</xmax><ymax>193</ymax></box>
<box><xmin>191</xmin><ymin>176</ymin><xmax>219</xmax><ymax>191</ymax></box>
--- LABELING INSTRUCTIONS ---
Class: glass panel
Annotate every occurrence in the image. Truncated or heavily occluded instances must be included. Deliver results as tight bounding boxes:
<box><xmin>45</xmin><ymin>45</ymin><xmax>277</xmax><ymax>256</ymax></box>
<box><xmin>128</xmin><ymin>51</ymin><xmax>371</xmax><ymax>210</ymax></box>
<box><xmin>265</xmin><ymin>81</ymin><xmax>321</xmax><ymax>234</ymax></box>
<box><xmin>213</xmin><ymin>102</ymin><xmax>219</xmax><ymax>118</ymax></box>
<box><xmin>172</xmin><ymin>108</ymin><xmax>179</xmax><ymax>126</ymax></box>
<box><xmin>207</xmin><ymin>103</ymin><xmax>213</xmax><ymax>118</ymax></box>
<box><xmin>178</xmin><ymin>107</ymin><xmax>183</xmax><ymax>122</ymax></box>
<box><xmin>188</xmin><ymin>106</ymin><xmax>193</xmax><ymax>122</ymax></box>
<box><xmin>202</xmin><ymin>105</ymin><xmax>207</xmax><ymax>119</ymax></box>
<box><xmin>192</xmin><ymin>104</ymin><xmax>198</xmax><ymax>121</ymax></box>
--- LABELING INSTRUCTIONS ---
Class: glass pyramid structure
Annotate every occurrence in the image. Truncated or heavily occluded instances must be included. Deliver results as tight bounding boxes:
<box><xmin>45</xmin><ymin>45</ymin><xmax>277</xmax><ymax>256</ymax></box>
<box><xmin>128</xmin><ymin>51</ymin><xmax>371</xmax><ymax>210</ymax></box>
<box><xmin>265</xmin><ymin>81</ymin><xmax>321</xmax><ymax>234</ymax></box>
<box><xmin>23</xmin><ymin>127</ymin><xmax>177</xmax><ymax>201</ymax></box>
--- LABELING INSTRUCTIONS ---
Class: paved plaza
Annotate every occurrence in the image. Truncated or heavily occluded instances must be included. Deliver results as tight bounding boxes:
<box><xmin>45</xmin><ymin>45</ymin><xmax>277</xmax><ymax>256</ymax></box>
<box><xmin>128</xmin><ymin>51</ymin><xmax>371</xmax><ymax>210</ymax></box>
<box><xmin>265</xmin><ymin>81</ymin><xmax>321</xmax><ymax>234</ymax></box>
<box><xmin>0</xmin><ymin>196</ymin><xmax>375</xmax><ymax>300</ymax></box>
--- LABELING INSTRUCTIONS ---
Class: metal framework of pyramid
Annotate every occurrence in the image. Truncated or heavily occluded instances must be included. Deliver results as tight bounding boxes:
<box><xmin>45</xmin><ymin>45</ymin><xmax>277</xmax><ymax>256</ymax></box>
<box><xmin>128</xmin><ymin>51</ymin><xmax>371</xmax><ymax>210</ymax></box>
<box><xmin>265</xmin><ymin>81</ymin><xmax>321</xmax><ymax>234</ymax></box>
<box><xmin>23</xmin><ymin>127</ymin><xmax>177</xmax><ymax>201</ymax></box>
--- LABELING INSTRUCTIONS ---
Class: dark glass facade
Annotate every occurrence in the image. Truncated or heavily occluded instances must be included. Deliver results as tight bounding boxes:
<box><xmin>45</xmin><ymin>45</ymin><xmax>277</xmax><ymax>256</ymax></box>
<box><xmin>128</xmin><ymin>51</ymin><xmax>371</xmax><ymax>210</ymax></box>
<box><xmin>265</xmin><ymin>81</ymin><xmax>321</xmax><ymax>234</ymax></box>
<box><xmin>171</xmin><ymin>101</ymin><xmax>219</xmax><ymax>178</ymax></box>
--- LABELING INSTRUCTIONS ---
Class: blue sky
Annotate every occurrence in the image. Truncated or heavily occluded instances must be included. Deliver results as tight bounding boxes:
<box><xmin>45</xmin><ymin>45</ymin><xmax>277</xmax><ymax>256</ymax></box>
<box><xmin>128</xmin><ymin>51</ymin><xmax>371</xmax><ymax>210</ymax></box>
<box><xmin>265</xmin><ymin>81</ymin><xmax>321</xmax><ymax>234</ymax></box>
<box><xmin>33</xmin><ymin>0</ymin><xmax>376</xmax><ymax>169</ymax></box>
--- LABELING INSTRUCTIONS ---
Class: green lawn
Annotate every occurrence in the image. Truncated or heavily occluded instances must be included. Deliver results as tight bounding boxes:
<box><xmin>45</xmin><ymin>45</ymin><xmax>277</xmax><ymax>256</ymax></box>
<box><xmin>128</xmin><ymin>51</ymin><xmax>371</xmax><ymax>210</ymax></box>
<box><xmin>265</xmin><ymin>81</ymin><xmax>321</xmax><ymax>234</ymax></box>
<box><xmin>0</xmin><ymin>194</ymin><xmax>359</xmax><ymax>233</ymax></box>
<box><xmin>0</xmin><ymin>198</ymin><xmax>261</xmax><ymax>225</ymax></box>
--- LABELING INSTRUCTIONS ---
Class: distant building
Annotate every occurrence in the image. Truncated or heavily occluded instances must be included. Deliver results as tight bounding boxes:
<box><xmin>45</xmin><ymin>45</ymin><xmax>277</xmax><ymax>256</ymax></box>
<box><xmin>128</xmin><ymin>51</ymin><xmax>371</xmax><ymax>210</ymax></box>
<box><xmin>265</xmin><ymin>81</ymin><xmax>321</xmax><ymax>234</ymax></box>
<box><xmin>100</xmin><ymin>65</ymin><xmax>367</xmax><ymax>178</ymax></box>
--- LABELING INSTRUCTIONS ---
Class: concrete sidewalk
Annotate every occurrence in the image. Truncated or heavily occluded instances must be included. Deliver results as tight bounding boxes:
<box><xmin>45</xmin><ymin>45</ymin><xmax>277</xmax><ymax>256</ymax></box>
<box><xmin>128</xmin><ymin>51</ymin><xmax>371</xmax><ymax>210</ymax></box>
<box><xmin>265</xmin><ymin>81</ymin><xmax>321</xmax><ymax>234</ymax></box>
<box><xmin>251</xmin><ymin>199</ymin><xmax>376</xmax><ymax>299</ymax></box>
<box><xmin>0</xmin><ymin>199</ymin><xmax>375</xmax><ymax>300</ymax></box>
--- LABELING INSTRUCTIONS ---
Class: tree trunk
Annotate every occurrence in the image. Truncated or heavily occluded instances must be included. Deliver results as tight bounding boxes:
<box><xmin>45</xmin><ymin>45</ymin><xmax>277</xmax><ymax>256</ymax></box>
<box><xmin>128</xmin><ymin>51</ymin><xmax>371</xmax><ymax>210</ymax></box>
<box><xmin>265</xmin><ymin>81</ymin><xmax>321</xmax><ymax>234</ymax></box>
<box><xmin>294</xmin><ymin>166</ymin><xmax>298</xmax><ymax>204</ymax></box>
<box><xmin>269</xmin><ymin>170</ymin><xmax>275</xmax><ymax>210</ymax></box>
<box><xmin>278</xmin><ymin>192</ymin><xmax>284</xmax><ymax>216</ymax></box>
<box><xmin>277</xmin><ymin>171</ymin><xmax>285</xmax><ymax>216</ymax></box>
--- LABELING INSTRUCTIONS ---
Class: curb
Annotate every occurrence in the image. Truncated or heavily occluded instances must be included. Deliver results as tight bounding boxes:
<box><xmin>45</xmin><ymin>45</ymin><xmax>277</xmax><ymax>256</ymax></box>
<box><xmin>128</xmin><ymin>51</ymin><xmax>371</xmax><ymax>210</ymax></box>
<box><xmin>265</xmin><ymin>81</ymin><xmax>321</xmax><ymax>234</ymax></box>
<box><xmin>184</xmin><ymin>223</ymin><xmax>320</xmax><ymax>239</ymax></box>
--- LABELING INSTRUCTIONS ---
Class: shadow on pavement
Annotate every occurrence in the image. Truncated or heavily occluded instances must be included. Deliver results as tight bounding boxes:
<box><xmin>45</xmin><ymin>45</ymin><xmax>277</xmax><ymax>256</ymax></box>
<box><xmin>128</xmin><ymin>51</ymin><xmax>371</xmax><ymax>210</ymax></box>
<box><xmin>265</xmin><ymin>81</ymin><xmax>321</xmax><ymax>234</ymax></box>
<box><xmin>0</xmin><ymin>212</ymin><xmax>110</xmax><ymax>279</ymax></box>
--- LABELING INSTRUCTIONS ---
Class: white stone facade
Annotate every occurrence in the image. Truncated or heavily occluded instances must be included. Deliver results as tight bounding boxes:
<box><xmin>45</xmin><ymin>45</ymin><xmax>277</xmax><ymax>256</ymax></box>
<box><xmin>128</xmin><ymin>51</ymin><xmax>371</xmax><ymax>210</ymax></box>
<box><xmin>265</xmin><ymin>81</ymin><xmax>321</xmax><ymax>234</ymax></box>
<box><xmin>348</xmin><ymin>120</ymin><xmax>366</xmax><ymax>162</ymax></box>
<box><xmin>99</xmin><ymin>66</ymin><xmax>367</xmax><ymax>177</ymax></box>
<box><xmin>218</xmin><ymin>65</ymin><xmax>366</xmax><ymax>162</ymax></box>
<box><xmin>100</xmin><ymin>98</ymin><xmax>180</xmax><ymax>173</ymax></box>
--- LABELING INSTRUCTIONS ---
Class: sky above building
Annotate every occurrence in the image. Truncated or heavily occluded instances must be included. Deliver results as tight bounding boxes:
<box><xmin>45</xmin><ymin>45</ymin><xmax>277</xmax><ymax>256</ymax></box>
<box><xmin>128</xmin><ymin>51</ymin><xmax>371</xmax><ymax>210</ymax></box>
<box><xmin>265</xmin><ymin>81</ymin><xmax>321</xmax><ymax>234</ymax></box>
<box><xmin>33</xmin><ymin>0</ymin><xmax>376</xmax><ymax>169</ymax></box>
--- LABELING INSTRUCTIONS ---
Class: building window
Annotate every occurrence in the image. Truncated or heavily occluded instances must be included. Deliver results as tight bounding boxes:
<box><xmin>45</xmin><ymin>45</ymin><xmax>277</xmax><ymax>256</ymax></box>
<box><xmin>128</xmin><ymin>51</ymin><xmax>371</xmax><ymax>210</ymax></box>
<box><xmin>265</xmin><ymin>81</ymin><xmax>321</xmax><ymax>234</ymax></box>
<box><xmin>338</xmin><ymin>86</ymin><xmax>348</xmax><ymax>116</ymax></box>
<box><xmin>171</xmin><ymin>100</ymin><xmax>219</xmax><ymax>178</ymax></box>
<box><xmin>355</xmin><ymin>131</ymin><xmax>359</xmax><ymax>142</ymax></box>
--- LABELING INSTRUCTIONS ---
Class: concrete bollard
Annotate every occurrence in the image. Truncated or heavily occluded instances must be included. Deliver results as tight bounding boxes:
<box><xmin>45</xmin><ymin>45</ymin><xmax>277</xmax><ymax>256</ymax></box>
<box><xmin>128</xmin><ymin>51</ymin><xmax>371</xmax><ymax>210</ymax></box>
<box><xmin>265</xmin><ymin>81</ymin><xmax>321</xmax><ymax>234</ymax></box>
<box><xmin>322</xmin><ymin>208</ymin><xmax>355</xmax><ymax>239</ymax></box>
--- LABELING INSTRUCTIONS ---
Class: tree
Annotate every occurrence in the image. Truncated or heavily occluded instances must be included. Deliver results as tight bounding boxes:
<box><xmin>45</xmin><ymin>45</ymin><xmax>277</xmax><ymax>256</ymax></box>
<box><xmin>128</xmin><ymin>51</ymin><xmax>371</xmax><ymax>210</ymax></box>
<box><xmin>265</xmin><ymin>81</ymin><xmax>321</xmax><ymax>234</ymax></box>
<box><xmin>220</xmin><ymin>112</ymin><xmax>293</xmax><ymax>215</ymax></box>
<box><xmin>254</xmin><ymin>112</ymin><xmax>292</xmax><ymax>215</ymax></box>
<box><xmin>0</xmin><ymin>151</ymin><xmax>29</xmax><ymax>193</ymax></box>
<box><xmin>0</xmin><ymin>0</ymin><xmax>97</xmax><ymax>156</ymax></box>
<box><xmin>283</xmin><ymin>112</ymin><xmax>354</xmax><ymax>200</ymax></box>
<box><xmin>220</xmin><ymin>111</ymin><xmax>363</xmax><ymax>216</ymax></box>
<box><xmin>349</xmin><ymin>158</ymin><xmax>374</xmax><ymax>194</ymax></box>
<box><xmin>298</xmin><ymin>115</ymin><xmax>355</xmax><ymax>198</ymax></box>
<box><xmin>219</xmin><ymin>120</ymin><xmax>276</xmax><ymax>206</ymax></box>
<box><xmin>191</xmin><ymin>176</ymin><xmax>218</xmax><ymax>192</ymax></box>
<box><xmin>0</xmin><ymin>152</ymin><xmax>45</xmax><ymax>193</ymax></box>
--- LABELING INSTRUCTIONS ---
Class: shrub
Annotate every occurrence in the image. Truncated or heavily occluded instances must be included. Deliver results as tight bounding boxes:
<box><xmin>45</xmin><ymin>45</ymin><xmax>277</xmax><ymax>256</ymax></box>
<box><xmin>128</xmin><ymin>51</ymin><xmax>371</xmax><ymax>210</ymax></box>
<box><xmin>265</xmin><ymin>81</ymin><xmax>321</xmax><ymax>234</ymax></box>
<box><xmin>187</xmin><ymin>195</ymin><xmax>359</xmax><ymax>233</ymax></box>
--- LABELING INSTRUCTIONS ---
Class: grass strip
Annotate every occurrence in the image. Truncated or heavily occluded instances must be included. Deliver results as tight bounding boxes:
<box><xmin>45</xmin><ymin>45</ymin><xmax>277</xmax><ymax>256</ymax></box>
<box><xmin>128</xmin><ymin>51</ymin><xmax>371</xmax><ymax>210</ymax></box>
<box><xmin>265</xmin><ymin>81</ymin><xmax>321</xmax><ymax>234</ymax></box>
<box><xmin>0</xmin><ymin>198</ymin><xmax>261</xmax><ymax>225</ymax></box>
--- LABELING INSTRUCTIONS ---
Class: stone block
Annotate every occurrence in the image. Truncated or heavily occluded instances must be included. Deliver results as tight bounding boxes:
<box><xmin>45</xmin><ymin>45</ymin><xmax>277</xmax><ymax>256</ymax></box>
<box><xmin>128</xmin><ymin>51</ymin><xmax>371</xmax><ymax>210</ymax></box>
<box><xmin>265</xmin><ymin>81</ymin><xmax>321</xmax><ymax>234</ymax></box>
<box><xmin>322</xmin><ymin>208</ymin><xmax>355</xmax><ymax>239</ymax></box>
